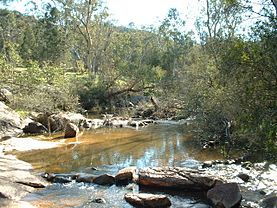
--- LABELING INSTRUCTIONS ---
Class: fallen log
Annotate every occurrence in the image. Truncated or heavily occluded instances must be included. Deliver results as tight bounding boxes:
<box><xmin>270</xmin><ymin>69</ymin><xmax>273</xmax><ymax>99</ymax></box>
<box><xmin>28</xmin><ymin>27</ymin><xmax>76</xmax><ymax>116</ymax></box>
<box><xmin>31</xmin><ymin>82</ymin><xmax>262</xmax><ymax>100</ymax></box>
<box><xmin>138</xmin><ymin>167</ymin><xmax>219</xmax><ymax>191</ymax></box>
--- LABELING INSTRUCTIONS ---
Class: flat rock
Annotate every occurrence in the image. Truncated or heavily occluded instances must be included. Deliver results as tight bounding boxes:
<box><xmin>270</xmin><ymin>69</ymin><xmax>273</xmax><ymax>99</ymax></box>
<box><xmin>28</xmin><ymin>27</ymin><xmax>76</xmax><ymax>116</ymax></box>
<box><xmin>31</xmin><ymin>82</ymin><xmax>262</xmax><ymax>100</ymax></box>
<box><xmin>207</xmin><ymin>183</ymin><xmax>241</xmax><ymax>208</ymax></box>
<box><xmin>0</xmin><ymin>154</ymin><xmax>49</xmax><ymax>200</ymax></box>
<box><xmin>124</xmin><ymin>193</ymin><xmax>171</xmax><ymax>208</ymax></box>
<box><xmin>0</xmin><ymin>199</ymin><xmax>35</xmax><ymax>208</ymax></box>
<box><xmin>1</xmin><ymin>137</ymin><xmax>60</xmax><ymax>152</ymax></box>
<box><xmin>138</xmin><ymin>167</ymin><xmax>218</xmax><ymax>190</ymax></box>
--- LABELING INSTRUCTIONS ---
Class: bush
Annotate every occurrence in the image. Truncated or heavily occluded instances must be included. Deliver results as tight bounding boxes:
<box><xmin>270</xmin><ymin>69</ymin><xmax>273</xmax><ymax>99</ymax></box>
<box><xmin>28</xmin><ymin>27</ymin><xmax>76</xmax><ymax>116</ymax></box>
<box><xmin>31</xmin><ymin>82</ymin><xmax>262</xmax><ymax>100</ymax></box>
<box><xmin>0</xmin><ymin>61</ymin><xmax>80</xmax><ymax>113</ymax></box>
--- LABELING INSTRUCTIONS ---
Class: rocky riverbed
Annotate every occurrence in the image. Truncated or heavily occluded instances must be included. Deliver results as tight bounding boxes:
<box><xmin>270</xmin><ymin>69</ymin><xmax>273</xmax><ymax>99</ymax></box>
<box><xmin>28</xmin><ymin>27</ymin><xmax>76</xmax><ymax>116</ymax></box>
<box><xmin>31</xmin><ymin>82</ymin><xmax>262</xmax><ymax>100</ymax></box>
<box><xmin>0</xmin><ymin>101</ymin><xmax>276</xmax><ymax>207</ymax></box>
<box><xmin>1</xmin><ymin>134</ymin><xmax>277</xmax><ymax>207</ymax></box>
<box><xmin>0</xmin><ymin>152</ymin><xmax>48</xmax><ymax>207</ymax></box>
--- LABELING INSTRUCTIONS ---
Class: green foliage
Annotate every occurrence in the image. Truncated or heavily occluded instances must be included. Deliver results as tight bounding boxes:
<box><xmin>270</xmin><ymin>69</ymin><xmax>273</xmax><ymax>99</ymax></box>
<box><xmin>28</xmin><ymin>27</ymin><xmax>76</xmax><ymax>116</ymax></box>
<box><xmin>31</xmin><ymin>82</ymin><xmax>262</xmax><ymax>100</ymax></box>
<box><xmin>0</xmin><ymin>1</ymin><xmax>276</xmax><ymax>159</ymax></box>
<box><xmin>0</xmin><ymin>60</ymin><xmax>79</xmax><ymax>113</ymax></box>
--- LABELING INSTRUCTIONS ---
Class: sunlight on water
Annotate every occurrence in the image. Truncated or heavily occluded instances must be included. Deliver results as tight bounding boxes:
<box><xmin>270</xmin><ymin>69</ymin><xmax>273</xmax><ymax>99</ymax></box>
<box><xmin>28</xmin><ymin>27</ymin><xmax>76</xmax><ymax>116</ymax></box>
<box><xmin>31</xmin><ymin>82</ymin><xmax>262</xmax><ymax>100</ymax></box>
<box><xmin>17</xmin><ymin>125</ymin><xmax>222</xmax><ymax>207</ymax></box>
<box><xmin>17</xmin><ymin>125</ymin><xmax>223</xmax><ymax>173</ymax></box>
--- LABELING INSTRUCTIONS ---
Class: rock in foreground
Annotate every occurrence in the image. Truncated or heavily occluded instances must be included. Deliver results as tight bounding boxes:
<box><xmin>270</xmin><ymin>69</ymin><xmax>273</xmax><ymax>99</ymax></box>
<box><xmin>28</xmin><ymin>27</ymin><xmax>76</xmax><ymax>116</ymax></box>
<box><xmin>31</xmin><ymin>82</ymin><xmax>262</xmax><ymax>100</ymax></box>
<box><xmin>115</xmin><ymin>166</ymin><xmax>137</xmax><ymax>185</ymax></box>
<box><xmin>138</xmin><ymin>167</ymin><xmax>218</xmax><ymax>190</ymax></box>
<box><xmin>0</xmin><ymin>154</ymin><xmax>49</xmax><ymax>201</ymax></box>
<box><xmin>124</xmin><ymin>193</ymin><xmax>171</xmax><ymax>208</ymax></box>
<box><xmin>207</xmin><ymin>183</ymin><xmax>241</xmax><ymax>208</ymax></box>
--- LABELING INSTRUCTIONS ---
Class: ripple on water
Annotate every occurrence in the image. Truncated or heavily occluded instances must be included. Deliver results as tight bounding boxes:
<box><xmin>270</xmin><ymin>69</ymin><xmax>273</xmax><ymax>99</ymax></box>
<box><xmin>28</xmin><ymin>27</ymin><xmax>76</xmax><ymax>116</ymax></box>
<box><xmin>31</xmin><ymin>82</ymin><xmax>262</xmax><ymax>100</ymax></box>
<box><xmin>16</xmin><ymin>126</ymin><xmax>275</xmax><ymax>207</ymax></box>
<box><xmin>24</xmin><ymin>180</ymin><xmax>214</xmax><ymax>208</ymax></box>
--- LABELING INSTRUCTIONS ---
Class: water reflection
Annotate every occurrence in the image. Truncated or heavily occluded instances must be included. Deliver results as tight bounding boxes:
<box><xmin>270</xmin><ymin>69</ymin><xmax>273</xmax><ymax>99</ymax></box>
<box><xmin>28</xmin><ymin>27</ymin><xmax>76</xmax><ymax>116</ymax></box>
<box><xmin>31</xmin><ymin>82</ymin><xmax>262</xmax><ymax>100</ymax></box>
<box><xmin>16</xmin><ymin>125</ymin><xmax>222</xmax><ymax>208</ymax></box>
<box><xmin>16</xmin><ymin>125</ymin><xmax>223</xmax><ymax>173</ymax></box>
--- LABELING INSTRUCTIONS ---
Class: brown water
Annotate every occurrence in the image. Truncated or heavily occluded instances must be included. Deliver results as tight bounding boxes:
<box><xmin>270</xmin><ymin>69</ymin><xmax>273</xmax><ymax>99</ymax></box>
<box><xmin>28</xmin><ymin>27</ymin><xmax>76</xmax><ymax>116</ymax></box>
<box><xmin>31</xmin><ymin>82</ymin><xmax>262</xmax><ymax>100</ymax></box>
<box><xmin>17</xmin><ymin>125</ymin><xmax>225</xmax><ymax>207</ymax></box>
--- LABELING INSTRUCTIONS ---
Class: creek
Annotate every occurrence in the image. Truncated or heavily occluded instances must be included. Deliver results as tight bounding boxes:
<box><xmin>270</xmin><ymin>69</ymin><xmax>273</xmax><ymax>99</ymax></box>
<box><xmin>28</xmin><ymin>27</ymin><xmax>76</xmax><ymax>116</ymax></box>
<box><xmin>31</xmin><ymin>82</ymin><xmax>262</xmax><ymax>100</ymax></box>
<box><xmin>14</xmin><ymin>124</ymin><xmax>276</xmax><ymax>207</ymax></box>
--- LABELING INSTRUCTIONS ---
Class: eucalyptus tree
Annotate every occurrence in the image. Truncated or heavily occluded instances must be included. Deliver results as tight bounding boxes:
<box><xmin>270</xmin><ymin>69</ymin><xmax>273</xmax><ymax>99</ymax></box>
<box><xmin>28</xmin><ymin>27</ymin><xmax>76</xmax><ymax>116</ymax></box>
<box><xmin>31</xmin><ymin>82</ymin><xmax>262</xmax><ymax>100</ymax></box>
<box><xmin>52</xmin><ymin>0</ymin><xmax>112</xmax><ymax>73</ymax></box>
<box><xmin>0</xmin><ymin>9</ymin><xmax>25</xmax><ymax>64</ymax></box>
<box><xmin>158</xmin><ymin>8</ymin><xmax>193</xmax><ymax>77</ymax></box>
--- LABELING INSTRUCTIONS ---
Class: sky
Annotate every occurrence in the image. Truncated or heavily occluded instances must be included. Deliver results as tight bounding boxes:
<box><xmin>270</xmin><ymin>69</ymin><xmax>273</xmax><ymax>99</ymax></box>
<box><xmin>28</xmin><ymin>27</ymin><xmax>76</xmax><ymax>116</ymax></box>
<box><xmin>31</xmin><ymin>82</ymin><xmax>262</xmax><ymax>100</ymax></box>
<box><xmin>105</xmin><ymin>0</ymin><xmax>201</xmax><ymax>28</ymax></box>
<box><xmin>6</xmin><ymin>0</ymin><xmax>201</xmax><ymax>29</ymax></box>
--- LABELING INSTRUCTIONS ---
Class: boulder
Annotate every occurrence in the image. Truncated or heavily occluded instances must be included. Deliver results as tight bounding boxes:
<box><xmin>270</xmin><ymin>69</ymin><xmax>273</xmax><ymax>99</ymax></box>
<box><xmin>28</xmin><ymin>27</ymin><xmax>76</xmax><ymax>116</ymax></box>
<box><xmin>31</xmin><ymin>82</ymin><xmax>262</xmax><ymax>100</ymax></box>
<box><xmin>0</xmin><ymin>88</ymin><xmax>12</xmax><ymax>103</ymax></box>
<box><xmin>93</xmin><ymin>174</ymin><xmax>115</xmax><ymax>186</ymax></box>
<box><xmin>33</xmin><ymin>112</ymin><xmax>86</xmax><ymax>132</ymax></box>
<box><xmin>23</xmin><ymin>122</ymin><xmax>48</xmax><ymax>134</ymax></box>
<box><xmin>64</xmin><ymin>123</ymin><xmax>79</xmax><ymax>138</ymax></box>
<box><xmin>0</xmin><ymin>102</ymin><xmax>23</xmax><ymax>138</ymax></box>
<box><xmin>0</xmin><ymin>120</ymin><xmax>22</xmax><ymax>139</ymax></box>
<box><xmin>115</xmin><ymin>166</ymin><xmax>137</xmax><ymax>185</ymax></box>
<box><xmin>138</xmin><ymin>167</ymin><xmax>218</xmax><ymax>190</ymax></box>
<box><xmin>124</xmin><ymin>193</ymin><xmax>171</xmax><ymax>208</ymax></box>
<box><xmin>0</xmin><ymin>154</ymin><xmax>49</xmax><ymax>200</ymax></box>
<box><xmin>207</xmin><ymin>183</ymin><xmax>241</xmax><ymax>208</ymax></box>
<box><xmin>76</xmin><ymin>175</ymin><xmax>95</xmax><ymax>183</ymax></box>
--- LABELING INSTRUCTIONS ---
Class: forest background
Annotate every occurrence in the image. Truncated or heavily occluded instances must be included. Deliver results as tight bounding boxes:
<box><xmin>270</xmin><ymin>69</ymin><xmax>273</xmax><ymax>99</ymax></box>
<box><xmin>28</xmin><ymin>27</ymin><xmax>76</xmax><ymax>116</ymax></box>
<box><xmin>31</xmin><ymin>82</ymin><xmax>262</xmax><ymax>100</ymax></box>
<box><xmin>0</xmin><ymin>0</ymin><xmax>276</xmax><ymax>160</ymax></box>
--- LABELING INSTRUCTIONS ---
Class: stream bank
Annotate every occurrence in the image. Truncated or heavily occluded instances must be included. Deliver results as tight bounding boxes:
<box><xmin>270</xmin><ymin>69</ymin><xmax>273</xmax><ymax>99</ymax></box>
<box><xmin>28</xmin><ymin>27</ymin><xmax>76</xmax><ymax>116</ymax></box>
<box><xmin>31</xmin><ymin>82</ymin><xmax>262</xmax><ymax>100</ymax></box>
<box><xmin>0</xmin><ymin>101</ymin><xmax>276</xmax><ymax>207</ymax></box>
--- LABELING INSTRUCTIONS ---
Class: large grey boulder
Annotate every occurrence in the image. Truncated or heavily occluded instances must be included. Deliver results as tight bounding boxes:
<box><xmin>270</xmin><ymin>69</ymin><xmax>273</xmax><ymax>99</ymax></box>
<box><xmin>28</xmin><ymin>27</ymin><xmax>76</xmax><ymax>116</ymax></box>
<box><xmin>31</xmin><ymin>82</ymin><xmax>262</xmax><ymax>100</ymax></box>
<box><xmin>207</xmin><ymin>183</ymin><xmax>241</xmax><ymax>208</ymax></box>
<box><xmin>124</xmin><ymin>193</ymin><xmax>171</xmax><ymax>208</ymax></box>
<box><xmin>34</xmin><ymin>112</ymin><xmax>86</xmax><ymax>132</ymax></box>
<box><xmin>0</xmin><ymin>88</ymin><xmax>12</xmax><ymax>103</ymax></box>
<box><xmin>0</xmin><ymin>102</ymin><xmax>22</xmax><ymax>138</ymax></box>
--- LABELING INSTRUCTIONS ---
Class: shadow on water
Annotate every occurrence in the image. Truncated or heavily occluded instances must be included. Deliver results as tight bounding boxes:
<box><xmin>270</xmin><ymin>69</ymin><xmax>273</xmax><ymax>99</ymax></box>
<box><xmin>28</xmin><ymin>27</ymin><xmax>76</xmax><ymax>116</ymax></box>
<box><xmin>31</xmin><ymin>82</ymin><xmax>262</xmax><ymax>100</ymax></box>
<box><xmin>16</xmin><ymin>125</ymin><xmax>223</xmax><ymax>207</ymax></box>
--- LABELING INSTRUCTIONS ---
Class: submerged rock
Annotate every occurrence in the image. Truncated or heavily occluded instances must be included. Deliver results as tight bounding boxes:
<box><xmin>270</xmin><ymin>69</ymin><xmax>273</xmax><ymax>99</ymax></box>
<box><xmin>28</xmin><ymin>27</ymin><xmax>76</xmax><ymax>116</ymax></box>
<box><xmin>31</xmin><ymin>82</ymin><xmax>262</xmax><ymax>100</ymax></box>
<box><xmin>260</xmin><ymin>194</ymin><xmax>277</xmax><ymax>208</ymax></box>
<box><xmin>124</xmin><ymin>193</ymin><xmax>171</xmax><ymax>208</ymax></box>
<box><xmin>207</xmin><ymin>183</ymin><xmax>241</xmax><ymax>208</ymax></box>
<box><xmin>138</xmin><ymin>167</ymin><xmax>218</xmax><ymax>190</ymax></box>
<box><xmin>42</xmin><ymin>173</ymin><xmax>73</xmax><ymax>183</ymax></box>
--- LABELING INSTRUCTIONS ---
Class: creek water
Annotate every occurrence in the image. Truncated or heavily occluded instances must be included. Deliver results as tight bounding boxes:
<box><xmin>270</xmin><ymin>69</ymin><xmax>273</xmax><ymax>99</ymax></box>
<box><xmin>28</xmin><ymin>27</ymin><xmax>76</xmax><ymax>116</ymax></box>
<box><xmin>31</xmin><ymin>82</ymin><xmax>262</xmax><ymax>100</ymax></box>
<box><xmin>16</xmin><ymin>124</ymin><xmax>226</xmax><ymax>208</ymax></box>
